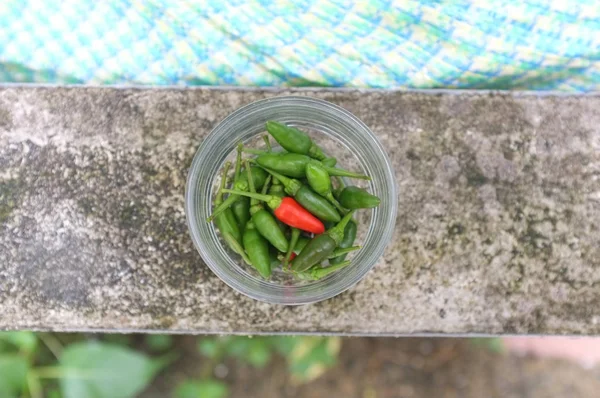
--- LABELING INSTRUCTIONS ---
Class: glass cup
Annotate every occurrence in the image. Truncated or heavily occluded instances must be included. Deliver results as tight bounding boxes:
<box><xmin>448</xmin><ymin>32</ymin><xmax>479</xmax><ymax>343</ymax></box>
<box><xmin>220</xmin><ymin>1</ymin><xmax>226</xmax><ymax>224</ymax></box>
<box><xmin>186</xmin><ymin>96</ymin><xmax>397</xmax><ymax>304</ymax></box>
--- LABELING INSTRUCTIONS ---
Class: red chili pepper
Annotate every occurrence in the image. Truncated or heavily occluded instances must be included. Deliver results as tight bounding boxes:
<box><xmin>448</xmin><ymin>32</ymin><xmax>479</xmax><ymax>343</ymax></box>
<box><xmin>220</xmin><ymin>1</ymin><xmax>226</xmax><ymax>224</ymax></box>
<box><xmin>222</xmin><ymin>189</ymin><xmax>325</xmax><ymax>234</ymax></box>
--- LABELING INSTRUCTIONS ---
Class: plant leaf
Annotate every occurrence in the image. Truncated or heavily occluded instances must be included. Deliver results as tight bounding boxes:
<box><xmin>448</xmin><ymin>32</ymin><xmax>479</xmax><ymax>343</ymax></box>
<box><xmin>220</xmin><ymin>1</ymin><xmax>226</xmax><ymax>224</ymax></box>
<box><xmin>175</xmin><ymin>380</ymin><xmax>229</xmax><ymax>398</ymax></box>
<box><xmin>197</xmin><ymin>338</ymin><xmax>220</xmax><ymax>358</ymax></box>
<box><xmin>221</xmin><ymin>337</ymin><xmax>273</xmax><ymax>368</ymax></box>
<box><xmin>287</xmin><ymin>337</ymin><xmax>340</xmax><ymax>383</ymax></box>
<box><xmin>145</xmin><ymin>335</ymin><xmax>173</xmax><ymax>352</ymax></box>
<box><xmin>246</xmin><ymin>340</ymin><xmax>271</xmax><ymax>368</ymax></box>
<box><xmin>0</xmin><ymin>354</ymin><xmax>28</xmax><ymax>397</ymax></box>
<box><xmin>0</xmin><ymin>332</ymin><xmax>37</xmax><ymax>354</ymax></box>
<box><xmin>270</xmin><ymin>336</ymin><xmax>298</xmax><ymax>356</ymax></box>
<box><xmin>59</xmin><ymin>341</ymin><xmax>170</xmax><ymax>398</ymax></box>
<box><xmin>102</xmin><ymin>334</ymin><xmax>132</xmax><ymax>346</ymax></box>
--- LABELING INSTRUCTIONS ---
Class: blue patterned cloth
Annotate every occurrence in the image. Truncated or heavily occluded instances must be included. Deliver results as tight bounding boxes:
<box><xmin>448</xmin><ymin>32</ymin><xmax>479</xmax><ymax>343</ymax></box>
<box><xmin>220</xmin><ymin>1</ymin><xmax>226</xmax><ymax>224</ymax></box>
<box><xmin>1</xmin><ymin>1</ymin><xmax>599</xmax><ymax>90</ymax></box>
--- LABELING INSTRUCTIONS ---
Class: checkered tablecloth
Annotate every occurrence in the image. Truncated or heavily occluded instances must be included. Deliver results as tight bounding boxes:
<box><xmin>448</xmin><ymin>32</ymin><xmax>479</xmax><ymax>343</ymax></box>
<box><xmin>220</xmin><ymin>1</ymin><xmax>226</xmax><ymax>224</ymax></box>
<box><xmin>1</xmin><ymin>1</ymin><xmax>599</xmax><ymax>90</ymax></box>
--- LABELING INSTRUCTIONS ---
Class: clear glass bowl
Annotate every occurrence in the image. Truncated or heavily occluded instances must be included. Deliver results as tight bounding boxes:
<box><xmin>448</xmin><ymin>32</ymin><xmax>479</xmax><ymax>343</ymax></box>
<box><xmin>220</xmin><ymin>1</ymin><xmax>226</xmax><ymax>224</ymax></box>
<box><xmin>185</xmin><ymin>96</ymin><xmax>397</xmax><ymax>305</ymax></box>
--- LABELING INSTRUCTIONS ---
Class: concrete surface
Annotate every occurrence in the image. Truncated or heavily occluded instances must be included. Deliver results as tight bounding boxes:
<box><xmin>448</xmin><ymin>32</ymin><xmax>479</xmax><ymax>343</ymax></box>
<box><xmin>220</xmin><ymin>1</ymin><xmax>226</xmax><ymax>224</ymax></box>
<box><xmin>0</xmin><ymin>87</ymin><xmax>599</xmax><ymax>334</ymax></box>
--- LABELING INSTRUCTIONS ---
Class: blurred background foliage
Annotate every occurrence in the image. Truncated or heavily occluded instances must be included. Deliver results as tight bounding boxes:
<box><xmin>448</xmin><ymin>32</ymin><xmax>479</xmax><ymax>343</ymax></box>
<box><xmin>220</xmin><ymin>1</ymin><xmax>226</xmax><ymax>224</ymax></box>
<box><xmin>0</xmin><ymin>332</ymin><xmax>344</xmax><ymax>398</ymax></box>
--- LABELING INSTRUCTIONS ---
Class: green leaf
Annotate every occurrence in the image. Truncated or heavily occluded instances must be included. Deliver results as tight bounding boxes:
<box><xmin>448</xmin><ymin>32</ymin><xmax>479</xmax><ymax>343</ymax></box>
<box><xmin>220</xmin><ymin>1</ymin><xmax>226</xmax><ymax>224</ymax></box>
<box><xmin>269</xmin><ymin>336</ymin><xmax>298</xmax><ymax>356</ymax></box>
<box><xmin>0</xmin><ymin>354</ymin><xmax>28</xmax><ymax>397</ymax></box>
<box><xmin>175</xmin><ymin>380</ymin><xmax>229</xmax><ymax>398</ymax></box>
<box><xmin>224</xmin><ymin>337</ymin><xmax>252</xmax><ymax>358</ymax></box>
<box><xmin>286</xmin><ymin>337</ymin><xmax>340</xmax><ymax>383</ymax></box>
<box><xmin>59</xmin><ymin>341</ymin><xmax>171</xmax><ymax>398</ymax></box>
<box><xmin>102</xmin><ymin>334</ymin><xmax>132</xmax><ymax>346</ymax></box>
<box><xmin>245</xmin><ymin>340</ymin><xmax>271</xmax><ymax>368</ymax></box>
<box><xmin>47</xmin><ymin>388</ymin><xmax>62</xmax><ymax>398</ymax></box>
<box><xmin>197</xmin><ymin>338</ymin><xmax>220</xmax><ymax>358</ymax></box>
<box><xmin>221</xmin><ymin>337</ymin><xmax>273</xmax><ymax>368</ymax></box>
<box><xmin>145</xmin><ymin>335</ymin><xmax>173</xmax><ymax>352</ymax></box>
<box><xmin>0</xmin><ymin>332</ymin><xmax>38</xmax><ymax>354</ymax></box>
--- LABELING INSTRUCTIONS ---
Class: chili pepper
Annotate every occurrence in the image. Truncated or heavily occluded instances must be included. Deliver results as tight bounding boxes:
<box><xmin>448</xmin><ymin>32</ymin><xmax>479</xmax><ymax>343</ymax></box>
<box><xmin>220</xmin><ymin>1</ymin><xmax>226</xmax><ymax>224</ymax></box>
<box><xmin>291</xmin><ymin>210</ymin><xmax>356</xmax><ymax>272</ymax></box>
<box><xmin>295</xmin><ymin>260</ymin><xmax>352</xmax><ymax>281</ymax></box>
<box><xmin>284</xmin><ymin>228</ymin><xmax>301</xmax><ymax>266</ymax></box>
<box><xmin>269</xmin><ymin>246</ymin><xmax>281</xmax><ymax>269</ymax></box>
<box><xmin>266</xmin><ymin>120</ymin><xmax>327</xmax><ymax>160</ymax></box>
<box><xmin>264</xmin><ymin>176</ymin><xmax>288</xmax><ymax>231</ymax></box>
<box><xmin>262</xmin><ymin>137</ymin><xmax>288</xmax><ymax>197</ymax></box>
<box><xmin>231</xmin><ymin>197</ymin><xmax>250</xmax><ymax>229</ymax></box>
<box><xmin>207</xmin><ymin>165</ymin><xmax>267</xmax><ymax>222</ymax></box>
<box><xmin>339</xmin><ymin>186</ymin><xmax>381</xmax><ymax>209</ymax></box>
<box><xmin>321</xmin><ymin>157</ymin><xmax>337</xmax><ymax>167</ymax></box>
<box><xmin>223</xmin><ymin>231</ymin><xmax>252</xmax><ymax>266</ymax></box>
<box><xmin>255</xmin><ymin>153</ymin><xmax>370</xmax><ymax>180</ymax></box>
<box><xmin>230</xmin><ymin>143</ymin><xmax>250</xmax><ymax>228</ymax></box>
<box><xmin>294</xmin><ymin>236</ymin><xmax>310</xmax><ymax>253</ymax></box>
<box><xmin>221</xmin><ymin>189</ymin><xmax>325</xmax><ymax>234</ymax></box>
<box><xmin>330</xmin><ymin>219</ymin><xmax>358</xmax><ymax>264</ymax></box>
<box><xmin>268</xmin><ymin>177</ymin><xmax>286</xmax><ymax>198</ymax></box>
<box><xmin>213</xmin><ymin>162</ymin><xmax>242</xmax><ymax>244</ymax></box>
<box><xmin>243</xmin><ymin>220</ymin><xmax>272</xmax><ymax>278</ymax></box>
<box><xmin>258</xmin><ymin>167</ymin><xmax>341</xmax><ymax>222</ymax></box>
<box><xmin>329</xmin><ymin>245</ymin><xmax>361</xmax><ymax>258</ymax></box>
<box><xmin>305</xmin><ymin>163</ymin><xmax>346</xmax><ymax>212</ymax></box>
<box><xmin>281</xmin><ymin>245</ymin><xmax>360</xmax><ymax>262</ymax></box>
<box><xmin>246</xmin><ymin>163</ymin><xmax>289</xmax><ymax>253</ymax></box>
<box><xmin>277</xmin><ymin>244</ymin><xmax>362</xmax><ymax>264</ymax></box>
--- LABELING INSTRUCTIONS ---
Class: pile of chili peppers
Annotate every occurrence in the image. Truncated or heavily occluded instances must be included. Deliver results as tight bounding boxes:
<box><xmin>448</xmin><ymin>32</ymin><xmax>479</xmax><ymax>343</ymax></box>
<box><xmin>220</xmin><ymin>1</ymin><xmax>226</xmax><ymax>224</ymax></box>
<box><xmin>207</xmin><ymin>121</ymin><xmax>381</xmax><ymax>280</ymax></box>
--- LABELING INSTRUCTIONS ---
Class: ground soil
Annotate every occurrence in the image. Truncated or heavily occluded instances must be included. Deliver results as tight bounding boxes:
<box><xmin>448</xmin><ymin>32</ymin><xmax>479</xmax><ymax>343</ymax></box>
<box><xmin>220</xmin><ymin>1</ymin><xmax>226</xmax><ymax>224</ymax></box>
<box><xmin>145</xmin><ymin>337</ymin><xmax>600</xmax><ymax>398</ymax></box>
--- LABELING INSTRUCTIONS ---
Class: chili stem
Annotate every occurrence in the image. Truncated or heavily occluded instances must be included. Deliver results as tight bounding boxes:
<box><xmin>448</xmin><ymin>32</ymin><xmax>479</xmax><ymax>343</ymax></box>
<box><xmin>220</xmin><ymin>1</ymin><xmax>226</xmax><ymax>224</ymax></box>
<box><xmin>263</xmin><ymin>135</ymin><xmax>272</xmax><ymax>151</ymax></box>
<box><xmin>242</xmin><ymin>148</ymin><xmax>268</xmax><ymax>155</ymax></box>
<box><xmin>223</xmin><ymin>232</ymin><xmax>252</xmax><ymax>266</ymax></box>
<box><xmin>234</xmin><ymin>143</ymin><xmax>243</xmax><ymax>181</ymax></box>
<box><xmin>284</xmin><ymin>228</ymin><xmax>300</xmax><ymax>266</ymax></box>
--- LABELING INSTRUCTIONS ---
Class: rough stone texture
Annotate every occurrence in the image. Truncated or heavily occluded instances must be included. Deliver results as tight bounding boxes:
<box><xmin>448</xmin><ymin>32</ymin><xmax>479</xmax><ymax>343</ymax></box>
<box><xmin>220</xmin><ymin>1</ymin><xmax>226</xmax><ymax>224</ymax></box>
<box><xmin>1</xmin><ymin>87</ymin><xmax>599</xmax><ymax>335</ymax></box>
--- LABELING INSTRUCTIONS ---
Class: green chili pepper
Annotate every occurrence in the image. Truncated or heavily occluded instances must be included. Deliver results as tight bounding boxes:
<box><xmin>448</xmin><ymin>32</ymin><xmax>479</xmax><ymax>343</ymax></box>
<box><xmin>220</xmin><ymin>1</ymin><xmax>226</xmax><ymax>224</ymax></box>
<box><xmin>321</xmin><ymin>157</ymin><xmax>337</xmax><ymax>167</ymax></box>
<box><xmin>305</xmin><ymin>163</ymin><xmax>346</xmax><ymax>212</ymax></box>
<box><xmin>230</xmin><ymin>144</ymin><xmax>250</xmax><ymax>228</ymax></box>
<box><xmin>291</xmin><ymin>210</ymin><xmax>356</xmax><ymax>272</ymax></box>
<box><xmin>329</xmin><ymin>245</ymin><xmax>360</xmax><ymax>257</ymax></box>
<box><xmin>243</xmin><ymin>220</ymin><xmax>272</xmax><ymax>278</ymax></box>
<box><xmin>295</xmin><ymin>260</ymin><xmax>352</xmax><ymax>281</ymax></box>
<box><xmin>268</xmin><ymin>177</ymin><xmax>285</xmax><ymax>198</ymax></box>
<box><xmin>207</xmin><ymin>165</ymin><xmax>267</xmax><ymax>222</ymax></box>
<box><xmin>231</xmin><ymin>197</ymin><xmax>250</xmax><ymax>229</ymax></box>
<box><xmin>268</xmin><ymin>246</ymin><xmax>281</xmax><ymax>269</ymax></box>
<box><xmin>330</xmin><ymin>219</ymin><xmax>358</xmax><ymax>264</ymax></box>
<box><xmin>259</xmin><ymin>167</ymin><xmax>341</xmax><ymax>222</ymax></box>
<box><xmin>294</xmin><ymin>236</ymin><xmax>310</xmax><ymax>254</ymax></box>
<box><xmin>266</xmin><ymin>121</ymin><xmax>327</xmax><ymax>160</ymax></box>
<box><xmin>213</xmin><ymin>162</ymin><xmax>242</xmax><ymax>244</ymax></box>
<box><xmin>323</xmin><ymin>221</ymin><xmax>335</xmax><ymax>230</ymax></box>
<box><xmin>279</xmin><ymin>245</ymin><xmax>360</xmax><ymax>262</ymax></box>
<box><xmin>284</xmin><ymin>228</ymin><xmax>300</xmax><ymax>266</ymax></box>
<box><xmin>339</xmin><ymin>186</ymin><xmax>381</xmax><ymax>209</ymax></box>
<box><xmin>255</xmin><ymin>153</ymin><xmax>370</xmax><ymax>180</ymax></box>
<box><xmin>223</xmin><ymin>231</ymin><xmax>252</xmax><ymax>266</ymax></box>
<box><xmin>246</xmin><ymin>162</ymin><xmax>289</xmax><ymax>253</ymax></box>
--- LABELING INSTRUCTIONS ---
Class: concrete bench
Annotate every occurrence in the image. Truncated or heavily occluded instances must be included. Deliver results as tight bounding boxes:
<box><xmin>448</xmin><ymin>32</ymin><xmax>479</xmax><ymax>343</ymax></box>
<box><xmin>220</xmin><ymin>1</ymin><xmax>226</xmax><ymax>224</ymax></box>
<box><xmin>1</xmin><ymin>87</ymin><xmax>598</xmax><ymax>335</ymax></box>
